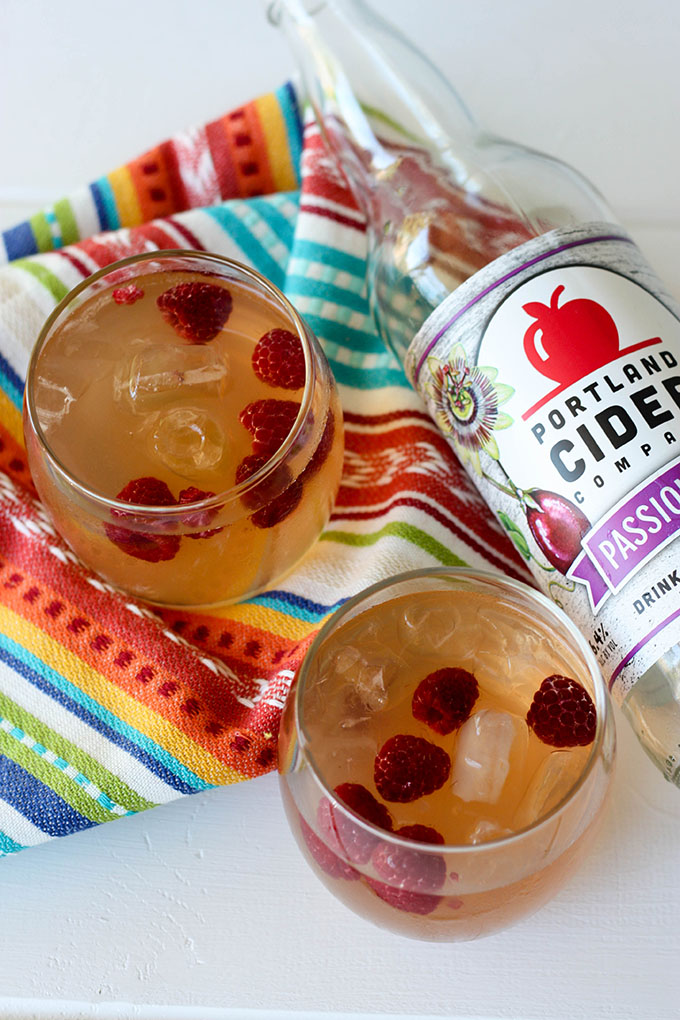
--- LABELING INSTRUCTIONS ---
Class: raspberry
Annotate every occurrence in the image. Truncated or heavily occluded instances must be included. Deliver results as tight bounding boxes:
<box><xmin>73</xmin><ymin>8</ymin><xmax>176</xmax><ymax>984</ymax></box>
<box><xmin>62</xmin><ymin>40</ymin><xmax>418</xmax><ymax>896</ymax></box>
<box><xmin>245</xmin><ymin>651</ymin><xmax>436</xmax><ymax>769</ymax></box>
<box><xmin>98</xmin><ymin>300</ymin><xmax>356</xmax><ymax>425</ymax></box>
<box><xmin>336</xmin><ymin>782</ymin><xmax>394</xmax><ymax>832</ymax></box>
<box><xmin>366</xmin><ymin>877</ymin><xmax>442</xmax><ymax>916</ymax></box>
<box><xmin>157</xmin><ymin>281</ymin><xmax>233</xmax><ymax>343</ymax></box>
<box><xmin>251</xmin><ymin>480</ymin><xmax>302</xmax><ymax>529</ymax></box>
<box><xmin>299</xmin><ymin>816</ymin><xmax>359</xmax><ymax>882</ymax></box>
<box><xmin>239</xmin><ymin>399</ymin><xmax>301</xmax><ymax>457</ymax></box>
<box><xmin>178</xmin><ymin>486</ymin><xmax>222</xmax><ymax>539</ymax></box>
<box><xmin>412</xmin><ymin>667</ymin><xmax>479</xmax><ymax>735</ymax></box>
<box><xmin>236</xmin><ymin>453</ymin><xmax>290</xmax><ymax>507</ymax></box>
<box><xmin>104</xmin><ymin>524</ymin><xmax>180</xmax><ymax>563</ymax></box>
<box><xmin>235</xmin><ymin>454</ymin><xmax>301</xmax><ymax>529</ymax></box>
<box><xmin>105</xmin><ymin>476</ymin><xmax>180</xmax><ymax>563</ymax></box>
<box><xmin>300</xmin><ymin>409</ymin><xmax>336</xmax><ymax>481</ymax></box>
<box><xmin>372</xmin><ymin>836</ymin><xmax>446</xmax><ymax>892</ymax></box>
<box><xmin>112</xmin><ymin>283</ymin><xmax>144</xmax><ymax>305</ymax></box>
<box><xmin>526</xmin><ymin>674</ymin><xmax>597</xmax><ymax>747</ymax></box>
<box><xmin>114</xmin><ymin>476</ymin><xmax>176</xmax><ymax>508</ymax></box>
<box><xmin>367</xmin><ymin>822</ymin><xmax>446</xmax><ymax>916</ymax></box>
<box><xmin>236</xmin><ymin>454</ymin><xmax>269</xmax><ymax>491</ymax></box>
<box><xmin>317</xmin><ymin>783</ymin><xmax>393</xmax><ymax>865</ymax></box>
<box><xmin>252</xmin><ymin>328</ymin><xmax>306</xmax><ymax>390</ymax></box>
<box><xmin>396</xmin><ymin>824</ymin><xmax>445</xmax><ymax>845</ymax></box>
<box><xmin>374</xmin><ymin>734</ymin><xmax>451</xmax><ymax>803</ymax></box>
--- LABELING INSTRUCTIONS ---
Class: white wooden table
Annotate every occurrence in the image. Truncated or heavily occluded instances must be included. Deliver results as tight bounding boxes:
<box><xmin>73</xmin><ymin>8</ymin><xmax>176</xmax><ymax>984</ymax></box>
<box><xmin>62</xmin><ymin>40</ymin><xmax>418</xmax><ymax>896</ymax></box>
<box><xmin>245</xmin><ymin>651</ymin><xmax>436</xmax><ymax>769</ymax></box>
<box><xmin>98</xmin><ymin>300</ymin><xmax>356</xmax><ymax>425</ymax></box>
<box><xmin>1</xmin><ymin>2</ymin><xmax>679</xmax><ymax>1017</ymax></box>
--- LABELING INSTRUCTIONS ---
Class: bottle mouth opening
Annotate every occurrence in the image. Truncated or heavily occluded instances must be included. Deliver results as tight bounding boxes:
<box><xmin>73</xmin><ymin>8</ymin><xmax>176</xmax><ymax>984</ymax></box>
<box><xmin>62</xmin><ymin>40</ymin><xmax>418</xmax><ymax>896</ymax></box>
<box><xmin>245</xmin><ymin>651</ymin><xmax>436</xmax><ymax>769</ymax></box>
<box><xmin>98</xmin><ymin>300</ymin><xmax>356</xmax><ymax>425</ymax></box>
<box><xmin>267</xmin><ymin>1</ymin><xmax>329</xmax><ymax>26</ymax></box>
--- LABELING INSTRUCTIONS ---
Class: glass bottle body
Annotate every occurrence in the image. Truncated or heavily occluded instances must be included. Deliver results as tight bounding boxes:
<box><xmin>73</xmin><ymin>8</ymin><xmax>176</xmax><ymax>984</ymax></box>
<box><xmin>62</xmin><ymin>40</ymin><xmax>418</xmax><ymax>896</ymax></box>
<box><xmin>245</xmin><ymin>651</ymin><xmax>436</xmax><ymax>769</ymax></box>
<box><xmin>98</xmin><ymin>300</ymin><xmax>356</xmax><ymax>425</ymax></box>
<box><xmin>271</xmin><ymin>0</ymin><xmax>680</xmax><ymax>786</ymax></box>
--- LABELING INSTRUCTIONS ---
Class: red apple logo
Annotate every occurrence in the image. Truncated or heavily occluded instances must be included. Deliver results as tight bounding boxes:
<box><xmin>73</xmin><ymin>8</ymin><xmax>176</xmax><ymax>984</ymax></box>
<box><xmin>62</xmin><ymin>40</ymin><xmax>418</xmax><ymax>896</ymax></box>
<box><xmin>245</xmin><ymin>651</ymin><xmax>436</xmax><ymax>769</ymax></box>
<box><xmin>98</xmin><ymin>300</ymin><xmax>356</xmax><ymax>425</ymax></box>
<box><xmin>523</xmin><ymin>285</ymin><xmax>621</xmax><ymax>386</ymax></box>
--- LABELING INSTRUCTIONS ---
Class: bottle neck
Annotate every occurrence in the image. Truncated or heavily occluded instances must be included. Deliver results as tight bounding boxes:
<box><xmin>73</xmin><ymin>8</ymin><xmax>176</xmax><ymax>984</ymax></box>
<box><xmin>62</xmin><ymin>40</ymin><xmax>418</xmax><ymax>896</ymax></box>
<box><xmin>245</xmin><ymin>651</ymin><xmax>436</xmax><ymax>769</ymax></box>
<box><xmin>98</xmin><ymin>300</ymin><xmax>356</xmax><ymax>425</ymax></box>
<box><xmin>271</xmin><ymin>0</ymin><xmax>616</xmax><ymax>363</ymax></box>
<box><xmin>269</xmin><ymin>0</ymin><xmax>488</xmax><ymax>220</ymax></box>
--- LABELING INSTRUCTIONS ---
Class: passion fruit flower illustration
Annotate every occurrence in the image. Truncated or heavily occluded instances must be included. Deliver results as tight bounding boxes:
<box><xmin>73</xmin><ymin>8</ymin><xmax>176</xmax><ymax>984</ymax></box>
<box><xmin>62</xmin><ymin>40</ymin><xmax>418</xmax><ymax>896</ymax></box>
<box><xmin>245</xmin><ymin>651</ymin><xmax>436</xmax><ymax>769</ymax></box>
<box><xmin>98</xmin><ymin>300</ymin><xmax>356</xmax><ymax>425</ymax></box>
<box><xmin>425</xmin><ymin>345</ymin><xmax>514</xmax><ymax>473</ymax></box>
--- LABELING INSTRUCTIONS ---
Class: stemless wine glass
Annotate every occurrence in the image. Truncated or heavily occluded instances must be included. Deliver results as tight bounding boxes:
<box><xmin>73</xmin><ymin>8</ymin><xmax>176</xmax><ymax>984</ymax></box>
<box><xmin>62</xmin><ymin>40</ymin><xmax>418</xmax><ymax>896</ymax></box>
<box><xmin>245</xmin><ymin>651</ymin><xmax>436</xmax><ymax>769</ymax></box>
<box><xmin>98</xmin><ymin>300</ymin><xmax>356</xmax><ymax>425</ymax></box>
<box><xmin>278</xmin><ymin>567</ymin><xmax>615</xmax><ymax>941</ymax></box>
<box><xmin>24</xmin><ymin>251</ymin><xmax>343</xmax><ymax>607</ymax></box>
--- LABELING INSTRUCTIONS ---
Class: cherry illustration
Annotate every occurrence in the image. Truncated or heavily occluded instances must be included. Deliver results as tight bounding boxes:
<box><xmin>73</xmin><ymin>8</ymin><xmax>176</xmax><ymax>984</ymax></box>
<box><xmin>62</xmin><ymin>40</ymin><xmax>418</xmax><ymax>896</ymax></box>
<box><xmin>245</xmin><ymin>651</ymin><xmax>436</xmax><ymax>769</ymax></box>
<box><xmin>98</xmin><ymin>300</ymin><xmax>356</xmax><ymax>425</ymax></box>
<box><xmin>523</xmin><ymin>285</ymin><xmax>621</xmax><ymax>387</ymax></box>
<box><xmin>524</xmin><ymin>489</ymin><xmax>590</xmax><ymax>574</ymax></box>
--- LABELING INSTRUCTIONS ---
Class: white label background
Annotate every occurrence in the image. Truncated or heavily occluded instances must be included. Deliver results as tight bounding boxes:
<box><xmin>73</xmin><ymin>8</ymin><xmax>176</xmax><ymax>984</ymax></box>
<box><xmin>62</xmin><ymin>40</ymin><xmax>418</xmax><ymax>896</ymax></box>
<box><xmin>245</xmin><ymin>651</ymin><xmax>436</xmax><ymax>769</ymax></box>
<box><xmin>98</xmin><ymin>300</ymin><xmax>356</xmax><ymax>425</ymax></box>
<box><xmin>480</xmin><ymin>265</ymin><xmax>680</xmax><ymax>521</ymax></box>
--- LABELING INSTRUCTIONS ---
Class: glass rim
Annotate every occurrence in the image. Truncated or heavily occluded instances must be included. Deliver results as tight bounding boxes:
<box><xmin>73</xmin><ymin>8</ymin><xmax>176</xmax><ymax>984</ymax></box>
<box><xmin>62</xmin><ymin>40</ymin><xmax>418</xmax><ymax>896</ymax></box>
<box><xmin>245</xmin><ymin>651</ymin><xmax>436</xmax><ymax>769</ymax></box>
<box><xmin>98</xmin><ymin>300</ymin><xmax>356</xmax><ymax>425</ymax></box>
<box><xmin>293</xmin><ymin>565</ymin><xmax>612</xmax><ymax>856</ymax></box>
<box><xmin>24</xmin><ymin>249</ymin><xmax>319</xmax><ymax>517</ymax></box>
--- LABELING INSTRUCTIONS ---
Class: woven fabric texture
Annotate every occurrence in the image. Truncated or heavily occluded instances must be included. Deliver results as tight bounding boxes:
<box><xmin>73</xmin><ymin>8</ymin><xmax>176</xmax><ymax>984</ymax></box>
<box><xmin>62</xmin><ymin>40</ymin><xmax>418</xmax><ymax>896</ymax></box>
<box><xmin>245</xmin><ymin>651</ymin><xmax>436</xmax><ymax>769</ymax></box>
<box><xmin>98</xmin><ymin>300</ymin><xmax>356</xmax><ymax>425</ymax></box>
<box><xmin>0</xmin><ymin>84</ymin><xmax>527</xmax><ymax>857</ymax></box>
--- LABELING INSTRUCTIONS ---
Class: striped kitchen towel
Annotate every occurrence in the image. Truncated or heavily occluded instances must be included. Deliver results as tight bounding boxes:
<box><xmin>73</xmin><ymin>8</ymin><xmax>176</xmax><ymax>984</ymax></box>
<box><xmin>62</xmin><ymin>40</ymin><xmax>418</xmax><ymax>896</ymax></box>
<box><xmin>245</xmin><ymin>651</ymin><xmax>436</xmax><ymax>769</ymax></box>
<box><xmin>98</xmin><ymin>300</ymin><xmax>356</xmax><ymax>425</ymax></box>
<box><xmin>0</xmin><ymin>83</ymin><xmax>529</xmax><ymax>856</ymax></box>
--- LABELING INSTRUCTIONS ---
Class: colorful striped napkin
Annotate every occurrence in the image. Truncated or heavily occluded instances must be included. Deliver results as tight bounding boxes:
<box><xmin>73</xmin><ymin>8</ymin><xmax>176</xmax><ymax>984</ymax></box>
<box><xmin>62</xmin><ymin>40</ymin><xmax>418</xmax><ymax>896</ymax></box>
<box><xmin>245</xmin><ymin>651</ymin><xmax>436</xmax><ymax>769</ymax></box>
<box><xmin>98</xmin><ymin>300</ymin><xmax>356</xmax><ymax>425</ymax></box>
<box><xmin>0</xmin><ymin>83</ymin><xmax>529</xmax><ymax>856</ymax></box>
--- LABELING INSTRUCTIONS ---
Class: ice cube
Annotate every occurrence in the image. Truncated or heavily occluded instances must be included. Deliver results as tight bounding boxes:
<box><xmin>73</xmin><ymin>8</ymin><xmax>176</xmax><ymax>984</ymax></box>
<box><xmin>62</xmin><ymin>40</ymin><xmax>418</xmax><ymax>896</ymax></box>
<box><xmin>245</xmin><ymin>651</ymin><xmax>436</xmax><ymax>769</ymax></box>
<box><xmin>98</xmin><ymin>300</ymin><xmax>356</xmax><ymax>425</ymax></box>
<box><xmin>115</xmin><ymin>343</ymin><xmax>230</xmax><ymax>413</ymax></box>
<box><xmin>467</xmin><ymin>818</ymin><xmax>513</xmax><ymax>844</ymax></box>
<box><xmin>151</xmin><ymin>408</ymin><xmax>226</xmax><ymax>476</ymax></box>
<box><xmin>452</xmin><ymin>709</ymin><xmax>525</xmax><ymax>804</ymax></box>
<box><xmin>399</xmin><ymin>598</ymin><xmax>462</xmax><ymax>651</ymax></box>
<box><xmin>35</xmin><ymin>350</ymin><xmax>110</xmax><ymax>431</ymax></box>
<box><xmin>35</xmin><ymin>378</ymin><xmax>77</xmax><ymax>431</ymax></box>
<box><xmin>474</xmin><ymin>650</ymin><xmax>544</xmax><ymax>715</ymax></box>
<box><xmin>336</xmin><ymin>643</ymin><xmax>390</xmax><ymax>721</ymax></box>
<box><xmin>514</xmin><ymin>748</ymin><xmax>588</xmax><ymax>829</ymax></box>
<box><xmin>315</xmin><ymin>622</ymin><xmax>403</xmax><ymax>729</ymax></box>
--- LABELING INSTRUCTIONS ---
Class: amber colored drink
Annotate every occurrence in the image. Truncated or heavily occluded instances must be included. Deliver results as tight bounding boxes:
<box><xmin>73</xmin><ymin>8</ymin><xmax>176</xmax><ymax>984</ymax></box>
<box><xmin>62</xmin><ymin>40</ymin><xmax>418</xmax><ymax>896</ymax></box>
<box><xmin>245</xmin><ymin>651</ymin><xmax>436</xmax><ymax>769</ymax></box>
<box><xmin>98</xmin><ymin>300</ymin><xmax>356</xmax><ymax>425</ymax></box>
<box><xmin>24</xmin><ymin>251</ymin><xmax>343</xmax><ymax>607</ymax></box>
<box><xmin>279</xmin><ymin>569</ymin><xmax>615</xmax><ymax>941</ymax></box>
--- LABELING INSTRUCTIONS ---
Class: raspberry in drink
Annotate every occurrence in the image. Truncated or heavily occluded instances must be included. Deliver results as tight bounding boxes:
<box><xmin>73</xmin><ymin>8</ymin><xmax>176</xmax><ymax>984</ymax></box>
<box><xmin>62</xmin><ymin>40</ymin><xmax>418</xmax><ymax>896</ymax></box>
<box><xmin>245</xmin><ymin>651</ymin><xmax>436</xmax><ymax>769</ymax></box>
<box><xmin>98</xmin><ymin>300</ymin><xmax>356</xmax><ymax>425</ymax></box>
<box><xmin>279</xmin><ymin>569</ymin><xmax>614</xmax><ymax>940</ymax></box>
<box><xmin>24</xmin><ymin>251</ymin><xmax>343</xmax><ymax>606</ymax></box>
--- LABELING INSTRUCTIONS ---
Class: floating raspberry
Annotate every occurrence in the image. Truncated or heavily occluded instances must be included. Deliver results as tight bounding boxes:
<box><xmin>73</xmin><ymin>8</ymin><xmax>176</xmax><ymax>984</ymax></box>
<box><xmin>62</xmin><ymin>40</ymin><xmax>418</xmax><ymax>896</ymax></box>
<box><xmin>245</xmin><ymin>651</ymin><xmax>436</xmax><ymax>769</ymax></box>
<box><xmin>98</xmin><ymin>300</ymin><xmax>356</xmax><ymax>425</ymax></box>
<box><xmin>396</xmin><ymin>824</ymin><xmax>445</xmax><ymax>845</ymax></box>
<box><xmin>236</xmin><ymin>453</ymin><xmax>289</xmax><ymax>507</ymax></box>
<box><xmin>105</xmin><ymin>526</ymin><xmax>179</xmax><ymax>567</ymax></box>
<box><xmin>317</xmin><ymin>783</ymin><xmax>393</xmax><ymax>865</ymax></box>
<box><xmin>367</xmin><ymin>821</ymin><xmax>446</xmax><ymax>915</ymax></box>
<box><xmin>366</xmin><ymin>877</ymin><xmax>442</xmax><ymax>916</ymax></box>
<box><xmin>239</xmin><ymin>399</ymin><xmax>300</xmax><ymax>457</ymax></box>
<box><xmin>236</xmin><ymin>454</ymin><xmax>269</xmax><ymax>496</ymax></box>
<box><xmin>299</xmin><ymin>815</ymin><xmax>359</xmax><ymax>882</ymax></box>
<box><xmin>252</xmin><ymin>328</ymin><xmax>306</xmax><ymax>390</ymax></box>
<box><xmin>178</xmin><ymin>486</ymin><xmax>222</xmax><ymax>539</ymax></box>
<box><xmin>301</xmin><ymin>409</ymin><xmax>336</xmax><ymax>481</ymax></box>
<box><xmin>412</xmin><ymin>667</ymin><xmax>479</xmax><ymax>736</ymax></box>
<box><xmin>157</xmin><ymin>281</ymin><xmax>233</xmax><ymax>343</ymax></box>
<box><xmin>374</xmin><ymin>734</ymin><xmax>451</xmax><ymax>803</ymax></box>
<box><xmin>526</xmin><ymin>674</ymin><xmax>597</xmax><ymax>747</ymax></box>
<box><xmin>105</xmin><ymin>524</ymin><xmax>180</xmax><ymax>563</ymax></box>
<box><xmin>112</xmin><ymin>283</ymin><xmax>144</xmax><ymax>305</ymax></box>
<box><xmin>105</xmin><ymin>475</ymin><xmax>180</xmax><ymax>563</ymax></box>
<box><xmin>335</xmin><ymin>783</ymin><xmax>394</xmax><ymax>832</ymax></box>
<box><xmin>114</xmin><ymin>476</ymin><xmax>176</xmax><ymax>508</ymax></box>
<box><xmin>251</xmin><ymin>479</ymin><xmax>302</xmax><ymax>529</ymax></box>
<box><xmin>235</xmin><ymin>454</ymin><xmax>301</xmax><ymax>528</ymax></box>
<box><xmin>372</xmin><ymin>837</ymin><xmax>446</xmax><ymax>894</ymax></box>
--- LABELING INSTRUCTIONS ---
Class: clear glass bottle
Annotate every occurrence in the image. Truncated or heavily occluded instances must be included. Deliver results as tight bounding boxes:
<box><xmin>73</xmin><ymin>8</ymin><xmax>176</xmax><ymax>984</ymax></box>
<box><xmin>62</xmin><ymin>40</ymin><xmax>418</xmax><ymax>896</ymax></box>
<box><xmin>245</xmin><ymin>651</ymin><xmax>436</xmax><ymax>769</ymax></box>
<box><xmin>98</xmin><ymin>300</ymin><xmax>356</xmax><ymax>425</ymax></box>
<box><xmin>269</xmin><ymin>0</ymin><xmax>680</xmax><ymax>786</ymax></box>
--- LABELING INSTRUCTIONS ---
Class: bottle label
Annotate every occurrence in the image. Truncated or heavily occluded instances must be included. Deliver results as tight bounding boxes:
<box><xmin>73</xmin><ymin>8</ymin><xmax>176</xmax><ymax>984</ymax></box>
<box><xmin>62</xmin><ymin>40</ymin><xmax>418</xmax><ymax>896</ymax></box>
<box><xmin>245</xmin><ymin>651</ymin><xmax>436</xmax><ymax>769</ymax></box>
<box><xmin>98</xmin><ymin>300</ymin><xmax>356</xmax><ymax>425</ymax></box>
<box><xmin>406</xmin><ymin>221</ymin><xmax>680</xmax><ymax>702</ymax></box>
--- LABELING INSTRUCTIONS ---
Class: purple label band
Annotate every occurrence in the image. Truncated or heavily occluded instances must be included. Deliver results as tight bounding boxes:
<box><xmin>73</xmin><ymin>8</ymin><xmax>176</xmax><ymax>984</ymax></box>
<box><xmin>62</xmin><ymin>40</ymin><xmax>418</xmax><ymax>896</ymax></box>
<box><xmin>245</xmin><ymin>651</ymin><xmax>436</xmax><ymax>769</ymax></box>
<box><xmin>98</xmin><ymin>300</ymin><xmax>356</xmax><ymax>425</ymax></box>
<box><xmin>413</xmin><ymin>233</ymin><xmax>632</xmax><ymax>383</ymax></box>
<box><xmin>569</xmin><ymin>454</ymin><xmax>680</xmax><ymax>611</ymax></box>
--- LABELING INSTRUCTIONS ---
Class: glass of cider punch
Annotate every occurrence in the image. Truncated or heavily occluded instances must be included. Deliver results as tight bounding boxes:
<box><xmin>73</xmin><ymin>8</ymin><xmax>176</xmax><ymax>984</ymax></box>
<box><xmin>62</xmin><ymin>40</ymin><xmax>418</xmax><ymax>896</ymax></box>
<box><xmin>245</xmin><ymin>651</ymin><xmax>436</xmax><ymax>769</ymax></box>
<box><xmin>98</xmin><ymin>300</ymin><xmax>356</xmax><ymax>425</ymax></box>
<box><xmin>23</xmin><ymin>250</ymin><xmax>343</xmax><ymax>607</ymax></box>
<box><xmin>278</xmin><ymin>568</ymin><xmax>615</xmax><ymax>941</ymax></box>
